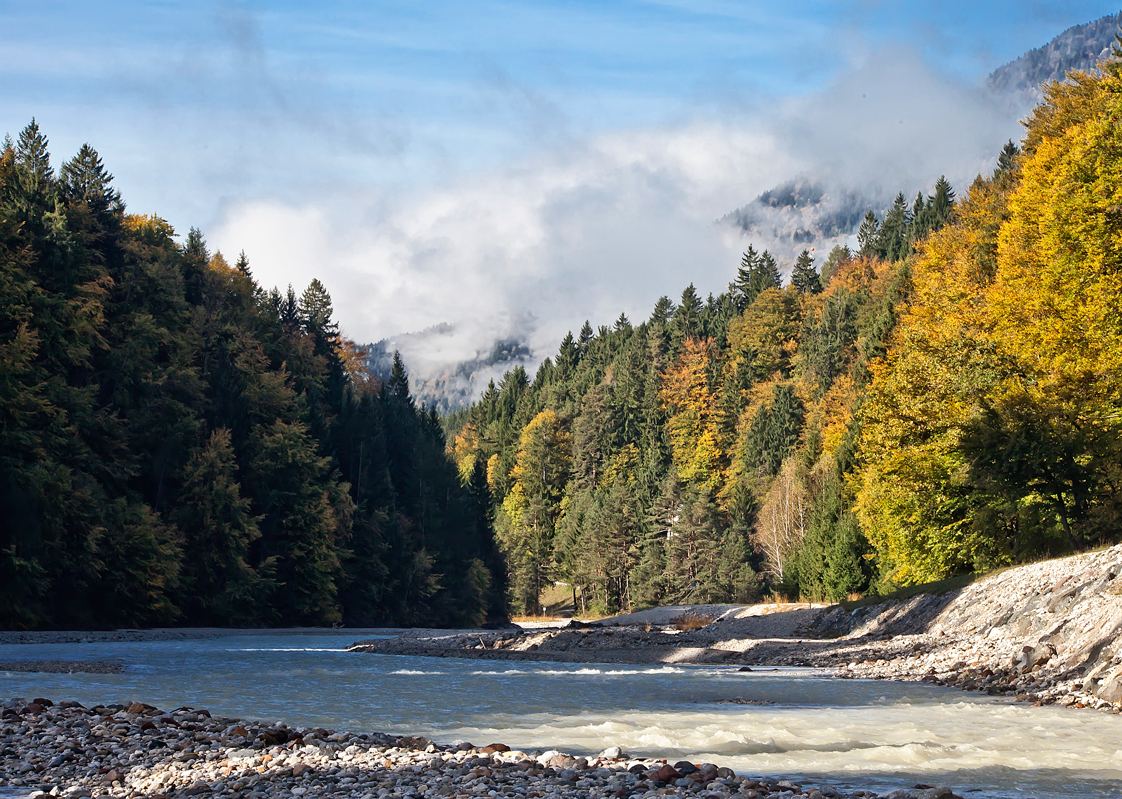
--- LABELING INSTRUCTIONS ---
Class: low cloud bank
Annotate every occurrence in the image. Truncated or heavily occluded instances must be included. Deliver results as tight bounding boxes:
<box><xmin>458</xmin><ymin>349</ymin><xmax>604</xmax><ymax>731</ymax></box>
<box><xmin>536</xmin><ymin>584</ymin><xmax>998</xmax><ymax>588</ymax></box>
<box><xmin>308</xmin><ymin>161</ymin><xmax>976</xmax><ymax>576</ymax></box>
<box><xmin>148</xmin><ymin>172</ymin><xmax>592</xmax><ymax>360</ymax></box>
<box><xmin>213</xmin><ymin>47</ymin><xmax>1030</xmax><ymax>402</ymax></box>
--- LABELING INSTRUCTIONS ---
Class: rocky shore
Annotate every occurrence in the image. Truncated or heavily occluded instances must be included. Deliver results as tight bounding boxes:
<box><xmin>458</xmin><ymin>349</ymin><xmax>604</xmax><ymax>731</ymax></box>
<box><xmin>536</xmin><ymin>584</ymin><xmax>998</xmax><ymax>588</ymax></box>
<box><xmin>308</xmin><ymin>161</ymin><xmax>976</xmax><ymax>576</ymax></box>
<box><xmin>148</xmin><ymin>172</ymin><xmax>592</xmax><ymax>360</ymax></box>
<box><xmin>0</xmin><ymin>697</ymin><xmax>963</xmax><ymax>799</ymax></box>
<box><xmin>351</xmin><ymin>544</ymin><xmax>1122</xmax><ymax>713</ymax></box>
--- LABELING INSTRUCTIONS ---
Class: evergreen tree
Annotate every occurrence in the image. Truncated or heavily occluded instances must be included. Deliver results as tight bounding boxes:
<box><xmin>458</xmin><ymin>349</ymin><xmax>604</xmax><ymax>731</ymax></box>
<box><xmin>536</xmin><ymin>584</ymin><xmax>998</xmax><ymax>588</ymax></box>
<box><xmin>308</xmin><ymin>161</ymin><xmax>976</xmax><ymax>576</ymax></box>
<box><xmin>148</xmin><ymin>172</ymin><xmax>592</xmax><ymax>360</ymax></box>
<box><xmin>930</xmin><ymin>176</ymin><xmax>956</xmax><ymax>226</ymax></box>
<box><xmin>177</xmin><ymin>428</ymin><xmax>266</xmax><ymax>624</ymax></box>
<box><xmin>878</xmin><ymin>192</ymin><xmax>912</xmax><ymax>262</ymax></box>
<box><xmin>673</xmin><ymin>283</ymin><xmax>703</xmax><ymax>341</ymax></box>
<box><xmin>730</xmin><ymin>245</ymin><xmax>759</xmax><ymax>310</ymax></box>
<box><xmin>749</xmin><ymin>250</ymin><xmax>782</xmax><ymax>299</ymax></box>
<box><xmin>857</xmin><ymin>210</ymin><xmax>880</xmax><ymax>258</ymax></box>
<box><xmin>650</xmin><ymin>296</ymin><xmax>675</xmax><ymax>326</ymax></box>
<box><xmin>790</xmin><ymin>249</ymin><xmax>823</xmax><ymax>295</ymax></box>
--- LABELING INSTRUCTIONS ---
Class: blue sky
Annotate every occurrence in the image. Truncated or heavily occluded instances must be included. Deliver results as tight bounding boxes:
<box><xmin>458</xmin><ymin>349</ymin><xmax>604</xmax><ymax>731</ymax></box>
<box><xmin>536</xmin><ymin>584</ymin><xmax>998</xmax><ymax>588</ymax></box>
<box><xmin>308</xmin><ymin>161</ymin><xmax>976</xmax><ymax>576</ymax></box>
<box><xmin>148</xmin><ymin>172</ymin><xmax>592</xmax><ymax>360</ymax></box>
<box><xmin>3</xmin><ymin>1</ymin><xmax>1120</xmax><ymax>378</ymax></box>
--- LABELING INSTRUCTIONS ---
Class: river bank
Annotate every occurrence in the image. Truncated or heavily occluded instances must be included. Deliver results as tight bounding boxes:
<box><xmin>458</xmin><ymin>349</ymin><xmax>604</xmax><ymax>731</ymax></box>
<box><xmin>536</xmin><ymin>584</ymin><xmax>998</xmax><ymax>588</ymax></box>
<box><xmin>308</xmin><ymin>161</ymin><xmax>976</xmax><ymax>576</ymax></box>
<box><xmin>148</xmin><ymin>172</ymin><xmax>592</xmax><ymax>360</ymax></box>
<box><xmin>0</xmin><ymin>697</ymin><xmax>963</xmax><ymax>799</ymax></box>
<box><xmin>350</xmin><ymin>543</ymin><xmax>1122</xmax><ymax>714</ymax></box>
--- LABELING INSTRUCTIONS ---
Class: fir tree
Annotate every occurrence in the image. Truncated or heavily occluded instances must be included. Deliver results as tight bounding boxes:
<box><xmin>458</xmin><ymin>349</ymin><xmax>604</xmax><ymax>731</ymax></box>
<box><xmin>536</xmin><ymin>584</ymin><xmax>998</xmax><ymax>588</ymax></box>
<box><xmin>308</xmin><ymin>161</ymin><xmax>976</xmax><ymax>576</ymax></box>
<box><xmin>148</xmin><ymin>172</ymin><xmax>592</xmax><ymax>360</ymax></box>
<box><xmin>790</xmin><ymin>249</ymin><xmax>822</xmax><ymax>295</ymax></box>
<box><xmin>857</xmin><ymin>210</ymin><xmax>880</xmax><ymax>258</ymax></box>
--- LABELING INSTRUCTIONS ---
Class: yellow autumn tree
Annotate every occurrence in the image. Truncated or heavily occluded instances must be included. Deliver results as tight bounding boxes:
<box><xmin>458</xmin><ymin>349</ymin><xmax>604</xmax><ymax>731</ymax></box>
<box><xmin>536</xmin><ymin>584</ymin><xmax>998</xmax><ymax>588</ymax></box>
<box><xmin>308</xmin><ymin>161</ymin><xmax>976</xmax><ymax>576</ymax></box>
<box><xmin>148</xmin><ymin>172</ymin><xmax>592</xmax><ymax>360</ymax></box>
<box><xmin>855</xmin><ymin>177</ymin><xmax>1013</xmax><ymax>584</ymax></box>
<box><xmin>659</xmin><ymin>337</ymin><xmax>727</xmax><ymax>495</ymax></box>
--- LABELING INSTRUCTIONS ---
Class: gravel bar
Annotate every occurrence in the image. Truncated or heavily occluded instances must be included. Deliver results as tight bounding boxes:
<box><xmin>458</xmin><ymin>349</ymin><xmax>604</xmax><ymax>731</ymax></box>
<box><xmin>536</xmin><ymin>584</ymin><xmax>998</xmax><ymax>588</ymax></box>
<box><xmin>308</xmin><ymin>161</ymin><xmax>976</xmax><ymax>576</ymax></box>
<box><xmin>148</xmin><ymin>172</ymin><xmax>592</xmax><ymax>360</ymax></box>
<box><xmin>0</xmin><ymin>698</ymin><xmax>963</xmax><ymax>799</ymax></box>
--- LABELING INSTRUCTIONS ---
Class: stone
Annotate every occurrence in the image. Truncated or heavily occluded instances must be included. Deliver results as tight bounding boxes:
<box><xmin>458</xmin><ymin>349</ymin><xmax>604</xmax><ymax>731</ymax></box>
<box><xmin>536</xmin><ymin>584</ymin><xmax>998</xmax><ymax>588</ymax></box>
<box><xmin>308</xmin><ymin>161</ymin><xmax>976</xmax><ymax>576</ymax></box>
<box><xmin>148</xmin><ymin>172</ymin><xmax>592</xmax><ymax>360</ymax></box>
<box><xmin>398</xmin><ymin>736</ymin><xmax>433</xmax><ymax>751</ymax></box>
<box><xmin>480</xmin><ymin>743</ymin><xmax>510</xmax><ymax>753</ymax></box>
<box><xmin>535</xmin><ymin>750</ymin><xmax>559</xmax><ymax>765</ymax></box>
<box><xmin>913</xmin><ymin>789</ymin><xmax>954</xmax><ymax>799</ymax></box>
<box><xmin>102</xmin><ymin>769</ymin><xmax>123</xmax><ymax>783</ymax></box>
<box><xmin>451</xmin><ymin>740</ymin><xmax>474</xmax><ymax>751</ymax></box>
<box><xmin>291</xmin><ymin>763</ymin><xmax>312</xmax><ymax>777</ymax></box>
<box><xmin>652</xmin><ymin>765</ymin><xmax>682</xmax><ymax>783</ymax></box>
<box><xmin>548</xmin><ymin>754</ymin><xmax>579</xmax><ymax>769</ymax></box>
<box><xmin>598</xmin><ymin>746</ymin><xmax>624</xmax><ymax>760</ymax></box>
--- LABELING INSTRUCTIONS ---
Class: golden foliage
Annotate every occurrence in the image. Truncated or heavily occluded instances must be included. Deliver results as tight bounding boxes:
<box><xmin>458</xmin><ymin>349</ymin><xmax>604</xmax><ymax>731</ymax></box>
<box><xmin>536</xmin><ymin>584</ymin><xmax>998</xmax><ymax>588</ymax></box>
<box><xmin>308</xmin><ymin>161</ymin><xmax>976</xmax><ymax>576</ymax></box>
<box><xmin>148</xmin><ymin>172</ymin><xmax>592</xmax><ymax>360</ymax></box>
<box><xmin>660</xmin><ymin>337</ymin><xmax>727</xmax><ymax>494</ymax></box>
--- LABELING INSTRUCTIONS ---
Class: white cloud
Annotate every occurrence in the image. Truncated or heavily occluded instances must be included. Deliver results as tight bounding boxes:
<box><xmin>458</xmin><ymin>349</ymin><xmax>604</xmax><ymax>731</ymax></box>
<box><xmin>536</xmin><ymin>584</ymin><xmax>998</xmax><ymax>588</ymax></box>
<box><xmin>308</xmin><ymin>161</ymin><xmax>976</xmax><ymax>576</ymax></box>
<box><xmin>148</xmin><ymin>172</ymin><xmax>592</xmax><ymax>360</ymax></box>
<box><xmin>212</xmin><ymin>46</ymin><xmax>1029</xmax><ymax>392</ymax></box>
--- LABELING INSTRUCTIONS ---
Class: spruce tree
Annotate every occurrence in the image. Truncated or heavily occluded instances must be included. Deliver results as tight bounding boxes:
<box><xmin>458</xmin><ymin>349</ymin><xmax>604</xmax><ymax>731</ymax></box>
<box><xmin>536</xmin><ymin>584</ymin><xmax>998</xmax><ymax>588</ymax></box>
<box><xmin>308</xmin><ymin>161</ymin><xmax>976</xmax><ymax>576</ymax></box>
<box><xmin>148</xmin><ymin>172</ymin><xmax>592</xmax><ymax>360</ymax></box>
<box><xmin>749</xmin><ymin>250</ymin><xmax>782</xmax><ymax>298</ymax></box>
<box><xmin>930</xmin><ymin>176</ymin><xmax>956</xmax><ymax>227</ymax></box>
<box><xmin>731</xmin><ymin>245</ymin><xmax>759</xmax><ymax>310</ymax></box>
<box><xmin>857</xmin><ymin>210</ymin><xmax>880</xmax><ymax>258</ymax></box>
<box><xmin>673</xmin><ymin>283</ymin><xmax>703</xmax><ymax>341</ymax></box>
<box><xmin>790</xmin><ymin>249</ymin><xmax>823</xmax><ymax>295</ymax></box>
<box><xmin>994</xmin><ymin>140</ymin><xmax>1020</xmax><ymax>179</ymax></box>
<box><xmin>650</xmin><ymin>296</ymin><xmax>675</xmax><ymax>326</ymax></box>
<box><xmin>878</xmin><ymin>193</ymin><xmax>911</xmax><ymax>262</ymax></box>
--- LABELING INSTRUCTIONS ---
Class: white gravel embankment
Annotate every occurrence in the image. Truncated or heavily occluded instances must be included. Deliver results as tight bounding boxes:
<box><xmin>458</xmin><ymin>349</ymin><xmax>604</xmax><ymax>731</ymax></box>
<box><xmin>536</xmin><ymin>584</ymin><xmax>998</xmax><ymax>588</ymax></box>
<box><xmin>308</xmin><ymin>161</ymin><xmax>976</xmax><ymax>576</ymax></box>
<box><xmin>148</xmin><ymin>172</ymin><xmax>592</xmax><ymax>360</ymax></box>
<box><xmin>353</xmin><ymin>545</ymin><xmax>1122</xmax><ymax>713</ymax></box>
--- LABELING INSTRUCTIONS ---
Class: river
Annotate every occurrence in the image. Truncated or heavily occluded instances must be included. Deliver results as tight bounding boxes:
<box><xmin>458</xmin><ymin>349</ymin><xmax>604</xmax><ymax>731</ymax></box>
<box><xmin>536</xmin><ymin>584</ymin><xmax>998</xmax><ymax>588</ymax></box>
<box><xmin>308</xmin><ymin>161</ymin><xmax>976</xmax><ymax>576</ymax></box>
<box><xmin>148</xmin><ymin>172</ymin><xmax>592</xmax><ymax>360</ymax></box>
<box><xmin>1</xmin><ymin>632</ymin><xmax>1120</xmax><ymax>798</ymax></box>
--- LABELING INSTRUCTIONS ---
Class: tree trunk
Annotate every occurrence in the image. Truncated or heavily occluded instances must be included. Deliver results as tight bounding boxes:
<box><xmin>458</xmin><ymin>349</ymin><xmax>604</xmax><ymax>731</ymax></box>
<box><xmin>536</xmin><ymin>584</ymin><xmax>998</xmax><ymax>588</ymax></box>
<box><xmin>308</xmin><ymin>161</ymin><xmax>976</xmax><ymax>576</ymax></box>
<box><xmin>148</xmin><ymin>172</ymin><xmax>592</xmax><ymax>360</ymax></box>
<box><xmin>1054</xmin><ymin>497</ymin><xmax>1083</xmax><ymax>553</ymax></box>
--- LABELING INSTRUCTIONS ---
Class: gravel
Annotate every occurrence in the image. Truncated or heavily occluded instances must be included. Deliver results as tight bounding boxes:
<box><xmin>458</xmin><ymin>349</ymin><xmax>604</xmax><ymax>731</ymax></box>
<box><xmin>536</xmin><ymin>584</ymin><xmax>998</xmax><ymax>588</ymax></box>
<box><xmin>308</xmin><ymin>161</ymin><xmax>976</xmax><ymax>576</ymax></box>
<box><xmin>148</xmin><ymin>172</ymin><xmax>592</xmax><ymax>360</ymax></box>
<box><xmin>0</xmin><ymin>697</ymin><xmax>963</xmax><ymax>799</ymax></box>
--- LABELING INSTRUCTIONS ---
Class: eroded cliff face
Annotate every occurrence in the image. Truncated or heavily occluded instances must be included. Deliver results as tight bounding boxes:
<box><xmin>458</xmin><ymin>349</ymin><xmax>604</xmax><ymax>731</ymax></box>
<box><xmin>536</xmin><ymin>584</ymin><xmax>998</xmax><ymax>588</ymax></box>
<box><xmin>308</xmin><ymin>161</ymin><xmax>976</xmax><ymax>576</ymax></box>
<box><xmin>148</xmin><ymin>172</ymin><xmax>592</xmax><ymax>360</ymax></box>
<box><xmin>809</xmin><ymin>544</ymin><xmax>1122</xmax><ymax>706</ymax></box>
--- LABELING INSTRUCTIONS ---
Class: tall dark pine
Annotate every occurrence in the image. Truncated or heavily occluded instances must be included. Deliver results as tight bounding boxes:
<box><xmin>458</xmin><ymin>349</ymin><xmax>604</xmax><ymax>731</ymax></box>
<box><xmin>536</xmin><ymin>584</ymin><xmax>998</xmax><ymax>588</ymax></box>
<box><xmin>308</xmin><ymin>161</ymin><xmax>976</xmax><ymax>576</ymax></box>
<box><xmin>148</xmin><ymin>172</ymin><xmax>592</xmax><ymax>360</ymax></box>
<box><xmin>878</xmin><ymin>193</ymin><xmax>911</xmax><ymax>262</ymax></box>
<box><xmin>995</xmin><ymin>140</ymin><xmax>1020</xmax><ymax>178</ymax></box>
<box><xmin>857</xmin><ymin>210</ymin><xmax>880</xmax><ymax>258</ymax></box>
<box><xmin>930</xmin><ymin>176</ymin><xmax>956</xmax><ymax>227</ymax></box>
<box><xmin>731</xmin><ymin>245</ymin><xmax>759</xmax><ymax>310</ymax></box>
<box><xmin>790</xmin><ymin>249</ymin><xmax>822</xmax><ymax>295</ymax></box>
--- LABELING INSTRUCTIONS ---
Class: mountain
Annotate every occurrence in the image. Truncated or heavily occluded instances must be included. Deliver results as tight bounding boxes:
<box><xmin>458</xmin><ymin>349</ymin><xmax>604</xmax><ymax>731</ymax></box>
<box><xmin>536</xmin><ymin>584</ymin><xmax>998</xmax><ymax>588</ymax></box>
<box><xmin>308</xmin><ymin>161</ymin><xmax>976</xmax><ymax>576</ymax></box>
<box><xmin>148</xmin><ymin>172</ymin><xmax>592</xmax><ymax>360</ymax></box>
<box><xmin>365</xmin><ymin>323</ymin><xmax>534</xmax><ymax>414</ymax></box>
<box><xmin>986</xmin><ymin>12</ymin><xmax>1122</xmax><ymax>99</ymax></box>
<box><xmin>722</xmin><ymin>12</ymin><xmax>1122</xmax><ymax>251</ymax></box>
<box><xmin>719</xmin><ymin>180</ymin><xmax>869</xmax><ymax>251</ymax></box>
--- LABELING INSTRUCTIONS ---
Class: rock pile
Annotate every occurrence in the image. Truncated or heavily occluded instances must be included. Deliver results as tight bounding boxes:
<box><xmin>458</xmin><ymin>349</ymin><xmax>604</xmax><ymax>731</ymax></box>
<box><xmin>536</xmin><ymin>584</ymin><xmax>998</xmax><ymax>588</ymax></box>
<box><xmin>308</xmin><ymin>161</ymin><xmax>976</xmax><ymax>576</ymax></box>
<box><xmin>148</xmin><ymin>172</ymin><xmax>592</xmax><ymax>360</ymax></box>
<box><xmin>0</xmin><ymin>697</ymin><xmax>962</xmax><ymax>799</ymax></box>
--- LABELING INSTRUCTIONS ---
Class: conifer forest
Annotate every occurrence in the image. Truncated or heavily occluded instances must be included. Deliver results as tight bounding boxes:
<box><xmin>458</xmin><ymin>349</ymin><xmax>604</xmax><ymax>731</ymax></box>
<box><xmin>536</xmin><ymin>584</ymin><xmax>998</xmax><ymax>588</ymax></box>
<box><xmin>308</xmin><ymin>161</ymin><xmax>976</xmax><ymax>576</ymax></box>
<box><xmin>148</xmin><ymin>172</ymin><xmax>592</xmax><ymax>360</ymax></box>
<box><xmin>4</xmin><ymin>58</ymin><xmax>1122</xmax><ymax>628</ymax></box>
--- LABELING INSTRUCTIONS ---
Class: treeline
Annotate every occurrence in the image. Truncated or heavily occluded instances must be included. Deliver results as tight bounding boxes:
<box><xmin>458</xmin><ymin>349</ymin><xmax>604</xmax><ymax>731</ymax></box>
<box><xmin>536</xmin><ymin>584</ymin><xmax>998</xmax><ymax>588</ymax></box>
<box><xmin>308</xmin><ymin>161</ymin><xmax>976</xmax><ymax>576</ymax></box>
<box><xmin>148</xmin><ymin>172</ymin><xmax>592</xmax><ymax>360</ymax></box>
<box><xmin>450</xmin><ymin>60</ymin><xmax>1122</xmax><ymax>613</ymax></box>
<box><xmin>448</xmin><ymin>225</ymin><xmax>926</xmax><ymax>613</ymax></box>
<box><xmin>0</xmin><ymin>122</ymin><xmax>505</xmax><ymax>630</ymax></box>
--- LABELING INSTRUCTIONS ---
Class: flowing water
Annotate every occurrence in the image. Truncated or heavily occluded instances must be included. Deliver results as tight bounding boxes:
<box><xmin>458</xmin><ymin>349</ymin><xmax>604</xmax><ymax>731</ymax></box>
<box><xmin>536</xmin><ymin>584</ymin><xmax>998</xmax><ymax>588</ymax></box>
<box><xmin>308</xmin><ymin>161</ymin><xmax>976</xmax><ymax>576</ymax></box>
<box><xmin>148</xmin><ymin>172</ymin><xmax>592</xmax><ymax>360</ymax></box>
<box><xmin>1</xmin><ymin>633</ymin><xmax>1120</xmax><ymax>798</ymax></box>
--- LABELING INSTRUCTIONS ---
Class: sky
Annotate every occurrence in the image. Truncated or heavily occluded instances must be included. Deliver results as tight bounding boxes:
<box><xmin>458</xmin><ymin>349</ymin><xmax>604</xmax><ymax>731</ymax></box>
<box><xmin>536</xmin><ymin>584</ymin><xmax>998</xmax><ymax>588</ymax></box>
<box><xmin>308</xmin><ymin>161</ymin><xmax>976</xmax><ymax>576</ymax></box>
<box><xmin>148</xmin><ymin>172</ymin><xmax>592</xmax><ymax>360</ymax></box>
<box><xmin>3</xmin><ymin>0</ymin><xmax>1121</xmax><ymax>386</ymax></box>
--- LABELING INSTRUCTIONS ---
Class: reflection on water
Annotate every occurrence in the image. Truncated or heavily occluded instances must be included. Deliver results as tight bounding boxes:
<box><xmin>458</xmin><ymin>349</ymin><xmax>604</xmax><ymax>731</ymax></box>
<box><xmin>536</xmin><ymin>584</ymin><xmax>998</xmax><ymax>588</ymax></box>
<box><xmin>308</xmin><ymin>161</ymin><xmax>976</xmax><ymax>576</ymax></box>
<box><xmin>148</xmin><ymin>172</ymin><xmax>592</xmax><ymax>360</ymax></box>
<box><xmin>2</xmin><ymin>634</ymin><xmax>1121</xmax><ymax>799</ymax></box>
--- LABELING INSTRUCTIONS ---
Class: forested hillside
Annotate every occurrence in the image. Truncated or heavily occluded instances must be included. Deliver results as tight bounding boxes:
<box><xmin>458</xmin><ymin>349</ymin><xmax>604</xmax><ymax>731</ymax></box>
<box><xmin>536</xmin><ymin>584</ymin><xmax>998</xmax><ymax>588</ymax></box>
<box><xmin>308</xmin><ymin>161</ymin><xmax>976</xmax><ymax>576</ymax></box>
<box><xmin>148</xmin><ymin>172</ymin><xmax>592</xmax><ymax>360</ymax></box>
<box><xmin>450</xmin><ymin>57</ymin><xmax>1122</xmax><ymax>615</ymax></box>
<box><xmin>0</xmin><ymin>123</ymin><xmax>505</xmax><ymax>630</ymax></box>
<box><xmin>986</xmin><ymin>11</ymin><xmax>1122</xmax><ymax>97</ymax></box>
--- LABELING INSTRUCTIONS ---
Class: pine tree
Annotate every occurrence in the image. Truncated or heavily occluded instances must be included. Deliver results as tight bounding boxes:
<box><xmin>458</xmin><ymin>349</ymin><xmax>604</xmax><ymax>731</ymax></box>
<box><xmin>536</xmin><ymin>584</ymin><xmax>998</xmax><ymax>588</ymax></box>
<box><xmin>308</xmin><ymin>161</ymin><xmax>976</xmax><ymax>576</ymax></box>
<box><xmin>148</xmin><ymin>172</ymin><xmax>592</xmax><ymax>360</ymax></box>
<box><xmin>731</xmin><ymin>245</ymin><xmax>759</xmax><ymax>310</ymax></box>
<box><xmin>577</xmin><ymin>321</ymin><xmax>595</xmax><ymax>355</ymax></box>
<box><xmin>389</xmin><ymin>351</ymin><xmax>413</xmax><ymax>408</ymax></box>
<box><xmin>673</xmin><ymin>283</ymin><xmax>703</xmax><ymax>342</ymax></box>
<box><xmin>15</xmin><ymin>119</ymin><xmax>53</xmax><ymax>184</ymax></box>
<box><xmin>749</xmin><ymin>250</ymin><xmax>782</xmax><ymax>299</ymax></box>
<box><xmin>878</xmin><ymin>193</ymin><xmax>912</xmax><ymax>262</ymax></box>
<box><xmin>177</xmin><ymin>428</ymin><xmax>266</xmax><ymax>624</ymax></box>
<box><xmin>790</xmin><ymin>249</ymin><xmax>822</xmax><ymax>295</ymax></box>
<box><xmin>930</xmin><ymin>176</ymin><xmax>956</xmax><ymax>227</ymax></box>
<box><xmin>857</xmin><ymin>210</ymin><xmax>880</xmax><ymax>258</ymax></box>
<box><xmin>650</xmin><ymin>296</ymin><xmax>675</xmax><ymax>326</ymax></box>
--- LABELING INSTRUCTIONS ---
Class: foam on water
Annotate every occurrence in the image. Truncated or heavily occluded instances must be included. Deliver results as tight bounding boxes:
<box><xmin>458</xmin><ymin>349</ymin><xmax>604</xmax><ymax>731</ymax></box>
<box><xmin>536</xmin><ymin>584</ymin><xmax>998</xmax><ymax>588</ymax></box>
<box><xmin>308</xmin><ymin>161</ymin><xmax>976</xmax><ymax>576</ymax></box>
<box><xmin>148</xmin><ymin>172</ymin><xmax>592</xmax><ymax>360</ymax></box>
<box><xmin>1</xmin><ymin>634</ymin><xmax>1120</xmax><ymax>798</ymax></box>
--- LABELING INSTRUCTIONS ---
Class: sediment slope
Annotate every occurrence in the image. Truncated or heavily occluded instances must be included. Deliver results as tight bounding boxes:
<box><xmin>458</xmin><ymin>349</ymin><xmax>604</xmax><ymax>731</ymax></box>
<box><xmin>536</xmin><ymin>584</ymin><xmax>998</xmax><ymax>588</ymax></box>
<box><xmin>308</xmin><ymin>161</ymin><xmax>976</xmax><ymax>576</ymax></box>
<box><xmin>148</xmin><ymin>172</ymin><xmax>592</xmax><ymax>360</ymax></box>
<box><xmin>351</xmin><ymin>545</ymin><xmax>1122</xmax><ymax>711</ymax></box>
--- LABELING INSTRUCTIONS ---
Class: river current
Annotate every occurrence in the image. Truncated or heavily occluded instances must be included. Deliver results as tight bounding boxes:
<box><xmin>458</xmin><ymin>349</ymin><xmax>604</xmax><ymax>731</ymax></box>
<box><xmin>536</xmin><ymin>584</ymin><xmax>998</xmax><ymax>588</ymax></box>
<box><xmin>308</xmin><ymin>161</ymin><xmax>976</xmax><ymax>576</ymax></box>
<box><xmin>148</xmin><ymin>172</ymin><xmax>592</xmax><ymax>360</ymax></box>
<box><xmin>1</xmin><ymin>633</ymin><xmax>1119</xmax><ymax>799</ymax></box>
